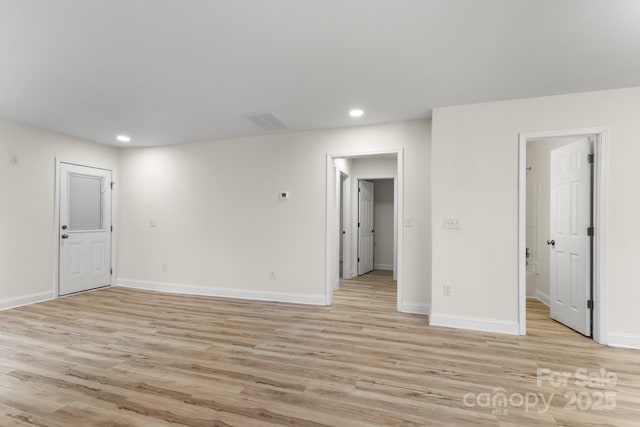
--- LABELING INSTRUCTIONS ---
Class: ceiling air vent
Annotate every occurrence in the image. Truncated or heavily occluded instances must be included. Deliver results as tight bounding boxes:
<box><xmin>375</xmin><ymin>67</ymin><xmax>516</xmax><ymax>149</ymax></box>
<box><xmin>244</xmin><ymin>112</ymin><xmax>290</xmax><ymax>132</ymax></box>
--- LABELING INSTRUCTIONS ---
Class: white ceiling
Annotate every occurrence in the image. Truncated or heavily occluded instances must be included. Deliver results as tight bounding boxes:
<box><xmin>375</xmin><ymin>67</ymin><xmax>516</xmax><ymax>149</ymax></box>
<box><xmin>1</xmin><ymin>0</ymin><xmax>640</xmax><ymax>147</ymax></box>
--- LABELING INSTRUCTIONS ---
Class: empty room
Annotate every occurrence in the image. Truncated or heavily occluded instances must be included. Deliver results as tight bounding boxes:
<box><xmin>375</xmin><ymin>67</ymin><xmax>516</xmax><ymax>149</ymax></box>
<box><xmin>1</xmin><ymin>1</ymin><xmax>639</xmax><ymax>426</ymax></box>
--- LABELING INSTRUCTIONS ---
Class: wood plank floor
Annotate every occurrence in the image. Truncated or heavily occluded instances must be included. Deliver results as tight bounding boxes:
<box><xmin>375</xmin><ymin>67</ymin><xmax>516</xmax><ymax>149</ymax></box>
<box><xmin>0</xmin><ymin>271</ymin><xmax>638</xmax><ymax>426</ymax></box>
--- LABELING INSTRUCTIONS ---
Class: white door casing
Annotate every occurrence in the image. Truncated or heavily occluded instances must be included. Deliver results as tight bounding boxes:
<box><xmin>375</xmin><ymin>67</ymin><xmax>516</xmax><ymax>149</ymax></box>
<box><xmin>340</xmin><ymin>172</ymin><xmax>350</xmax><ymax>280</ymax></box>
<box><xmin>525</xmin><ymin>182</ymin><xmax>539</xmax><ymax>274</ymax></box>
<box><xmin>358</xmin><ymin>180</ymin><xmax>374</xmax><ymax>275</ymax></box>
<box><xmin>59</xmin><ymin>163</ymin><xmax>112</xmax><ymax>296</ymax></box>
<box><xmin>549</xmin><ymin>138</ymin><xmax>593</xmax><ymax>336</ymax></box>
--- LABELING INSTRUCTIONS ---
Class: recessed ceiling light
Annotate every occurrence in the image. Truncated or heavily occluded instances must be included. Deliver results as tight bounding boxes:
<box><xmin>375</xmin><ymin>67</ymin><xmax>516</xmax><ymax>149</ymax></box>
<box><xmin>116</xmin><ymin>134</ymin><xmax>131</xmax><ymax>143</ymax></box>
<box><xmin>349</xmin><ymin>109</ymin><xmax>364</xmax><ymax>118</ymax></box>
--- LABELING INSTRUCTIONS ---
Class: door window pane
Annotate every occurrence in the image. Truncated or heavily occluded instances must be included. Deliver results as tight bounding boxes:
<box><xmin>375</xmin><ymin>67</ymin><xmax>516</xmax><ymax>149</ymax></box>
<box><xmin>69</xmin><ymin>173</ymin><xmax>103</xmax><ymax>230</ymax></box>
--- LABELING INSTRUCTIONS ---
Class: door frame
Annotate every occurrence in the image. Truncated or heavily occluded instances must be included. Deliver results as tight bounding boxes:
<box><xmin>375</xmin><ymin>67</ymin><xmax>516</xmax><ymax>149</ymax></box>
<box><xmin>355</xmin><ymin>176</ymin><xmax>397</xmax><ymax>279</ymax></box>
<box><xmin>325</xmin><ymin>148</ymin><xmax>404</xmax><ymax>311</ymax></box>
<box><xmin>518</xmin><ymin>128</ymin><xmax>609</xmax><ymax>344</ymax></box>
<box><xmin>53</xmin><ymin>159</ymin><xmax>116</xmax><ymax>297</ymax></box>
<box><xmin>356</xmin><ymin>179</ymin><xmax>375</xmax><ymax>276</ymax></box>
<box><xmin>339</xmin><ymin>171</ymin><xmax>350</xmax><ymax>281</ymax></box>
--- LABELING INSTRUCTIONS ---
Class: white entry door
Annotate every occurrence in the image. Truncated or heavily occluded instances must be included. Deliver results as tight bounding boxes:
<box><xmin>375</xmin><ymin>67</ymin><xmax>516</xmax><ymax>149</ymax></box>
<box><xmin>59</xmin><ymin>163</ymin><xmax>112</xmax><ymax>296</ymax></box>
<box><xmin>358</xmin><ymin>180</ymin><xmax>374</xmax><ymax>275</ymax></box>
<box><xmin>549</xmin><ymin>139</ymin><xmax>593</xmax><ymax>336</ymax></box>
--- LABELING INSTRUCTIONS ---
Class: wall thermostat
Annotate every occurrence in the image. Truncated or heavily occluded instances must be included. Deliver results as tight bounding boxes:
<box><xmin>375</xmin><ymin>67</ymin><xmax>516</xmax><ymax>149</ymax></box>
<box><xmin>279</xmin><ymin>191</ymin><xmax>290</xmax><ymax>199</ymax></box>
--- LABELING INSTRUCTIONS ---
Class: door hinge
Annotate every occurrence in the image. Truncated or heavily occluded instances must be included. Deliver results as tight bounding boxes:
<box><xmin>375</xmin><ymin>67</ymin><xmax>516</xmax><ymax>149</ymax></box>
<box><xmin>587</xmin><ymin>300</ymin><xmax>593</xmax><ymax>310</ymax></box>
<box><xmin>358</xmin><ymin>222</ymin><xmax>360</xmax><ymax>227</ymax></box>
<box><xmin>110</xmin><ymin>225</ymin><xmax>113</xmax><ymax>232</ymax></box>
<box><xmin>110</xmin><ymin>268</ymin><xmax>113</xmax><ymax>275</ymax></box>
<box><xmin>587</xmin><ymin>154</ymin><xmax>594</xmax><ymax>164</ymax></box>
<box><xmin>587</xmin><ymin>226</ymin><xmax>594</xmax><ymax>236</ymax></box>
<box><xmin>357</xmin><ymin>257</ymin><xmax>360</xmax><ymax>262</ymax></box>
<box><xmin>110</xmin><ymin>181</ymin><xmax>114</xmax><ymax>189</ymax></box>
<box><xmin>358</xmin><ymin>187</ymin><xmax>361</xmax><ymax>193</ymax></box>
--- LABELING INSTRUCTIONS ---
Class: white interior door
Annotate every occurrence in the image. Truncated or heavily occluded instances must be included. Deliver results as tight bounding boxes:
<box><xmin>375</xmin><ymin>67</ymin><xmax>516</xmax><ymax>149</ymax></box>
<box><xmin>358</xmin><ymin>180</ymin><xmax>374</xmax><ymax>275</ymax></box>
<box><xmin>549</xmin><ymin>139</ymin><xmax>593</xmax><ymax>336</ymax></box>
<box><xmin>59</xmin><ymin>163</ymin><xmax>112</xmax><ymax>296</ymax></box>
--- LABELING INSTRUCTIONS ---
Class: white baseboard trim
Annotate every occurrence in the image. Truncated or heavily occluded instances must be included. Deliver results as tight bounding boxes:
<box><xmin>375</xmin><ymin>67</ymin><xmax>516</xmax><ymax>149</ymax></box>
<box><xmin>527</xmin><ymin>294</ymin><xmax>550</xmax><ymax>307</ymax></box>
<box><xmin>117</xmin><ymin>278</ymin><xmax>326</xmax><ymax>306</ymax></box>
<box><xmin>535</xmin><ymin>290</ymin><xmax>550</xmax><ymax>306</ymax></box>
<box><xmin>0</xmin><ymin>290</ymin><xmax>55</xmax><ymax>311</ymax></box>
<box><xmin>429</xmin><ymin>313</ymin><xmax>519</xmax><ymax>335</ymax></box>
<box><xmin>607</xmin><ymin>332</ymin><xmax>640</xmax><ymax>350</ymax></box>
<box><xmin>400</xmin><ymin>303</ymin><xmax>430</xmax><ymax>315</ymax></box>
<box><xmin>374</xmin><ymin>263</ymin><xmax>393</xmax><ymax>271</ymax></box>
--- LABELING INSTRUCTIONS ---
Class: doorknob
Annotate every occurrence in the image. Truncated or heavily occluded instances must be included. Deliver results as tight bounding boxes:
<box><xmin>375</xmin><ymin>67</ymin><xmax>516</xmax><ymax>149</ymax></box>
<box><xmin>61</xmin><ymin>234</ymin><xmax>69</xmax><ymax>239</ymax></box>
<box><xmin>546</xmin><ymin>239</ymin><xmax>555</xmax><ymax>246</ymax></box>
<box><xmin>61</xmin><ymin>225</ymin><xmax>68</xmax><ymax>230</ymax></box>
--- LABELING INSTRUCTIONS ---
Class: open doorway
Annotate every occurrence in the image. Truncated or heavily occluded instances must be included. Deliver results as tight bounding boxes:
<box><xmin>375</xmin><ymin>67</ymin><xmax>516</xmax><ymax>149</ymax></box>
<box><xmin>357</xmin><ymin>179</ymin><xmax>375</xmax><ymax>276</ymax></box>
<box><xmin>519</xmin><ymin>128</ymin><xmax>609</xmax><ymax>344</ymax></box>
<box><xmin>525</xmin><ymin>136</ymin><xmax>593</xmax><ymax>336</ymax></box>
<box><xmin>357</xmin><ymin>178</ymin><xmax>395</xmax><ymax>276</ymax></box>
<box><xmin>326</xmin><ymin>149</ymin><xmax>403</xmax><ymax>311</ymax></box>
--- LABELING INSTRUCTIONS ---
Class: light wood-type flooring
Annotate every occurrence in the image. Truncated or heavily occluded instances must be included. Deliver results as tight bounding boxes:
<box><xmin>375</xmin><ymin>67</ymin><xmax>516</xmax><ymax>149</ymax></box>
<box><xmin>0</xmin><ymin>270</ymin><xmax>638</xmax><ymax>426</ymax></box>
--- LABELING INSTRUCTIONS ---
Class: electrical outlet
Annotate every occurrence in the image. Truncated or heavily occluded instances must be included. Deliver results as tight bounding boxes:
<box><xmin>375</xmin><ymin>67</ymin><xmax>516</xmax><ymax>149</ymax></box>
<box><xmin>443</xmin><ymin>284</ymin><xmax>452</xmax><ymax>296</ymax></box>
<box><xmin>269</xmin><ymin>270</ymin><xmax>276</xmax><ymax>280</ymax></box>
<box><xmin>149</xmin><ymin>219</ymin><xmax>157</xmax><ymax>228</ymax></box>
<box><xmin>444</xmin><ymin>218</ymin><xmax>460</xmax><ymax>229</ymax></box>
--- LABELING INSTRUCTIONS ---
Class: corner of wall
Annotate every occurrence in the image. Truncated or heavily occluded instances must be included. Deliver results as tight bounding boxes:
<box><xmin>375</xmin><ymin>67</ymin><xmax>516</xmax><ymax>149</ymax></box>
<box><xmin>400</xmin><ymin>302</ymin><xmax>430</xmax><ymax>316</ymax></box>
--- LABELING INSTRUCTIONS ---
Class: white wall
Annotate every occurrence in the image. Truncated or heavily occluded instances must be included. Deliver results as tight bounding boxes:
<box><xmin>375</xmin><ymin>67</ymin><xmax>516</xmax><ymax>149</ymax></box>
<box><xmin>350</xmin><ymin>157</ymin><xmax>397</xmax><ymax>178</ymax></box>
<box><xmin>371</xmin><ymin>179</ymin><xmax>394</xmax><ymax>270</ymax></box>
<box><xmin>430</xmin><ymin>87</ymin><xmax>640</xmax><ymax>345</ymax></box>
<box><xmin>118</xmin><ymin>120</ymin><xmax>431</xmax><ymax>311</ymax></box>
<box><xmin>0</xmin><ymin>120</ymin><xmax>119</xmax><ymax>309</ymax></box>
<box><xmin>333</xmin><ymin>158</ymin><xmax>352</xmax><ymax>285</ymax></box>
<box><xmin>525</xmin><ymin>137</ymin><xmax>579</xmax><ymax>305</ymax></box>
<box><xmin>334</xmin><ymin>158</ymin><xmax>352</xmax><ymax>176</ymax></box>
